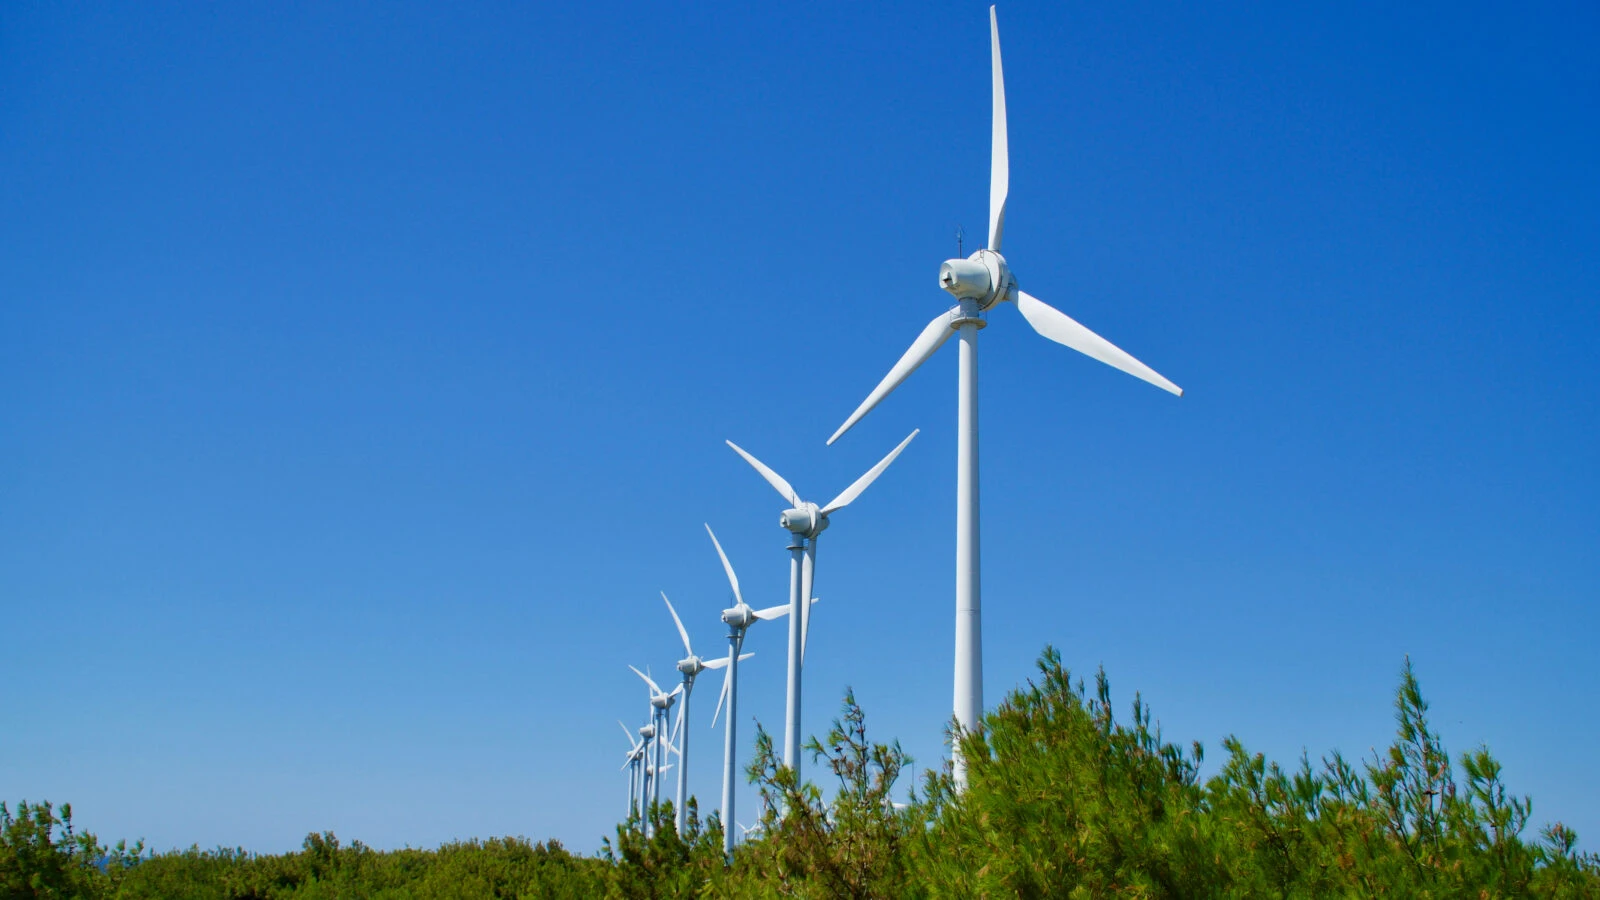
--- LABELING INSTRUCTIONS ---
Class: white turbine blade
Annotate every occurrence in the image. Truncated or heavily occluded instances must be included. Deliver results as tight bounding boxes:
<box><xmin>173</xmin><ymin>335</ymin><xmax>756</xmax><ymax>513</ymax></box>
<box><xmin>704</xmin><ymin>524</ymin><xmax>744</xmax><ymax>608</ymax></box>
<box><xmin>629</xmin><ymin>664</ymin><xmax>663</xmax><ymax>696</ymax></box>
<box><xmin>711</xmin><ymin>665</ymin><xmax>732</xmax><ymax>727</ymax></box>
<box><xmin>620</xmin><ymin>719</ymin><xmax>641</xmax><ymax>749</ymax></box>
<box><xmin>670</xmin><ymin>683</ymin><xmax>684</xmax><ymax>698</ymax></box>
<box><xmin>726</xmin><ymin>440</ymin><xmax>802</xmax><ymax>507</ymax></box>
<box><xmin>753</xmin><ymin>603</ymin><xmax>790</xmax><ymax>621</ymax></box>
<box><xmin>801</xmin><ymin>597</ymin><xmax>819</xmax><ymax>663</ymax></box>
<box><xmin>827</xmin><ymin>310</ymin><xmax>956</xmax><ymax>446</ymax></box>
<box><xmin>989</xmin><ymin>5</ymin><xmax>1009</xmax><ymax>253</ymax></box>
<box><xmin>821</xmin><ymin>429</ymin><xmax>920</xmax><ymax>514</ymax></box>
<box><xmin>1015</xmin><ymin>291</ymin><xmax>1183</xmax><ymax>396</ymax></box>
<box><xmin>661</xmin><ymin>591</ymin><xmax>693</xmax><ymax>657</ymax></box>
<box><xmin>702</xmin><ymin>651</ymin><xmax>754</xmax><ymax>670</ymax></box>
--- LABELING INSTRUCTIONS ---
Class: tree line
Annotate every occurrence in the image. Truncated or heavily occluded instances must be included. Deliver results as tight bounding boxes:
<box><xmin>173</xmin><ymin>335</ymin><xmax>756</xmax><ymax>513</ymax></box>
<box><xmin>6</xmin><ymin>649</ymin><xmax>1597</xmax><ymax>897</ymax></box>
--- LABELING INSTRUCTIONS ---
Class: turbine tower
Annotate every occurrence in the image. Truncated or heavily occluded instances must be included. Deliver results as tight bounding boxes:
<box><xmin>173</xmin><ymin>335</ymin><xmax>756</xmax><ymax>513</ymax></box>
<box><xmin>827</xmin><ymin>6</ymin><xmax>1183</xmax><ymax>787</ymax></box>
<box><xmin>662</xmin><ymin>591</ymin><xmax>751</xmax><ymax>835</ymax></box>
<box><xmin>704</xmin><ymin>523</ymin><xmax>791</xmax><ymax>861</ymax></box>
<box><xmin>725</xmin><ymin>429</ymin><xmax>919</xmax><ymax>773</ymax></box>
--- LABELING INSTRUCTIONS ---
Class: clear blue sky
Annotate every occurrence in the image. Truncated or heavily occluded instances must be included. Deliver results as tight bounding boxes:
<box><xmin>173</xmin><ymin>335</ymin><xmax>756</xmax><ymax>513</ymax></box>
<box><xmin>3</xmin><ymin>1</ymin><xmax>1595</xmax><ymax>856</ymax></box>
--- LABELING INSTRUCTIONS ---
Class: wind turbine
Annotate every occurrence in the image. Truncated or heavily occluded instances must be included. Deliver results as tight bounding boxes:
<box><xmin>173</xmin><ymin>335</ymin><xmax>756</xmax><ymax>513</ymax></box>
<box><xmin>636</xmin><ymin>720</ymin><xmax>657</xmax><ymax>828</ymax></box>
<box><xmin>826</xmin><ymin>6</ymin><xmax>1183</xmax><ymax>787</ymax></box>
<box><xmin>725</xmin><ymin>428</ymin><xmax>919</xmax><ymax>774</ymax></box>
<box><xmin>704</xmin><ymin>523</ymin><xmax>791</xmax><ymax>862</ymax></box>
<box><xmin>619</xmin><ymin>720</ymin><xmax>646</xmax><ymax>825</ymax></box>
<box><xmin>662</xmin><ymin>591</ymin><xmax>751</xmax><ymax>835</ymax></box>
<box><xmin>630</xmin><ymin>666</ymin><xmax>682</xmax><ymax>830</ymax></box>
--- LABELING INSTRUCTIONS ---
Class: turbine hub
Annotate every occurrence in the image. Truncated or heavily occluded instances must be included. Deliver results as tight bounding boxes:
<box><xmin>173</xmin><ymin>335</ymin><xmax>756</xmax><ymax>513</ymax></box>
<box><xmin>939</xmin><ymin>249</ymin><xmax>1012</xmax><ymax>311</ymax></box>
<box><xmin>639</xmin><ymin>723</ymin><xmax>655</xmax><ymax>739</ymax></box>
<box><xmin>676</xmin><ymin>655</ymin><xmax>702</xmax><ymax>677</ymax></box>
<box><xmin>651</xmin><ymin>692</ymin><xmax>674</xmax><ymax>710</ymax></box>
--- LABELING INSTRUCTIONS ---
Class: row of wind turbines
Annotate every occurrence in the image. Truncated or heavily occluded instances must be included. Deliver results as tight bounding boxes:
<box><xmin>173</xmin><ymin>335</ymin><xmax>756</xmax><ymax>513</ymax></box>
<box><xmin>620</xmin><ymin>429</ymin><xmax>917</xmax><ymax>855</ymax></box>
<box><xmin>615</xmin><ymin>5</ymin><xmax>1182</xmax><ymax>860</ymax></box>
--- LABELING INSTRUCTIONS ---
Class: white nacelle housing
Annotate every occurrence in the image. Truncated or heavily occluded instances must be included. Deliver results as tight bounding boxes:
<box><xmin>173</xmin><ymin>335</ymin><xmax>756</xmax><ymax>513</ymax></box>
<box><xmin>940</xmin><ymin>249</ymin><xmax>1012</xmax><ymax>309</ymax></box>
<box><xmin>939</xmin><ymin>258</ymin><xmax>991</xmax><ymax>299</ymax></box>
<box><xmin>779</xmin><ymin>503</ymin><xmax>828</xmax><ymax>536</ymax></box>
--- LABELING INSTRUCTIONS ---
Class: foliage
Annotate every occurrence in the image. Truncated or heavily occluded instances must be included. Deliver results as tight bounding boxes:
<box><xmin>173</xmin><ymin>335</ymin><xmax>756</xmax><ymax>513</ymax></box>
<box><xmin>730</xmin><ymin>692</ymin><xmax>919</xmax><ymax>898</ymax></box>
<box><xmin>8</xmin><ymin>649</ymin><xmax>1598</xmax><ymax>898</ymax></box>
<box><xmin>913</xmin><ymin>649</ymin><xmax>1600</xmax><ymax>897</ymax></box>
<box><xmin>1</xmin><ymin>800</ymin><xmax>140</xmax><ymax>899</ymax></box>
<box><xmin>601</xmin><ymin>797</ymin><xmax>728</xmax><ymax>898</ymax></box>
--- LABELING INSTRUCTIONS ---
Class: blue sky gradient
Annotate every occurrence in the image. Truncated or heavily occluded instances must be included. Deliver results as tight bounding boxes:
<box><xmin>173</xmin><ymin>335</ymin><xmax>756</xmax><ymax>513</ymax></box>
<box><xmin>3</xmin><ymin>1</ymin><xmax>1596</xmax><ymax>854</ymax></box>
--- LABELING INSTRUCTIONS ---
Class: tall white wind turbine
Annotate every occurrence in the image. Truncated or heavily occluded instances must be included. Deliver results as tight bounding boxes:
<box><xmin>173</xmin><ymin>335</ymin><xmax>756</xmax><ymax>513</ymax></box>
<box><xmin>704</xmin><ymin>523</ymin><xmax>791</xmax><ymax>861</ymax></box>
<box><xmin>661</xmin><ymin>591</ymin><xmax>752</xmax><ymax>835</ymax></box>
<box><xmin>725</xmin><ymin>429</ymin><xmax>919</xmax><ymax>774</ymax></box>
<box><xmin>827</xmin><ymin>6</ymin><xmax>1183</xmax><ymax>787</ymax></box>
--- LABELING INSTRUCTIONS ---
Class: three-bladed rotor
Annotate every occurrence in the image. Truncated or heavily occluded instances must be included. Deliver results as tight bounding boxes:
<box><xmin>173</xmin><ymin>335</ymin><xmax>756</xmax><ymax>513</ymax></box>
<box><xmin>828</xmin><ymin>6</ymin><xmax>1182</xmax><ymax>449</ymax></box>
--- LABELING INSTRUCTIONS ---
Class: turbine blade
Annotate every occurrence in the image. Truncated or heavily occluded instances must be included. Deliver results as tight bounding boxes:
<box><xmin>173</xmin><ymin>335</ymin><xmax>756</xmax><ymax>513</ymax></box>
<box><xmin>661</xmin><ymin>591</ymin><xmax>693</xmax><ymax>657</ymax></box>
<box><xmin>1015</xmin><ymin>291</ymin><xmax>1183</xmax><ymax>396</ymax></box>
<box><xmin>753</xmin><ymin>603</ymin><xmax>790</xmax><ymax>621</ymax></box>
<box><xmin>827</xmin><ymin>310</ymin><xmax>956</xmax><ymax>446</ymax></box>
<box><xmin>726</xmin><ymin>440</ymin><xmax>802</xmax><ymax>507</ymax></box>
<box><xmin>704</xmin><ymin>524</ymin><xmax>744</xmax><ymax>608</ymax></box>
<box><xmin>711</xmin><ymin>665</ymin><xmax>732</xmax><ymax>727</ymax></box>
<box><xmin>989</xmin><ymin>5</ymin><xmax>1009</xmax><ymax>253</ymax></box>
<box><xmin>703</xmin><ymin>652</ymin><xmax>754</xmax><ymax>670</ymax></box>
<box><xmin>821</xmin><ymin>429</ymin><xmax>919</xmax><ymax>514</ymax></box>
<box><xmin>620</xmin><ymin>719</ymin><xmax>640</xmax><ymax>747</ymax></box>
<box><xmin>629</xmin><ymin>664</ymin><xmax>663</xmax><ymax>696</ymax></box>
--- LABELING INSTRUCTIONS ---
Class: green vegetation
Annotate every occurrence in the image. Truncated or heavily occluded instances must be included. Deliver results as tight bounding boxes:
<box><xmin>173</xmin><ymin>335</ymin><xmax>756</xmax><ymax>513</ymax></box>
<box><xmin>7</xmin><ymin>650</ymin><xmax>1596</xmax><ymax>898</ymax></box>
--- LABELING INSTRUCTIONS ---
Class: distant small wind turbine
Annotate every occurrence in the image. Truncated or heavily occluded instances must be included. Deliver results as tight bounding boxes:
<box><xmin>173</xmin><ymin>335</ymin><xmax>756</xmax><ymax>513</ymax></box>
<box><xmin>704</xmin><ymin>523</ymin><xmax>791</xmax><ymax>862</ymax></box>
<box><xmin>826</xmin><ymin>6</ymin><xmax>1182</xmax><ymax>787</ymax></box>
<box><xmin>619</xmin><ymin>720</ymin><xmax>646</xmax><ymax>824</ymax></box>
<box><xmin>661</xmin><ymin>591</ymin><xmax>751</xmax><ymax>835</ymax></box>
<box><xmin>630</xmin><ymin>665</ymin><xmax>682</xmax><ymax>831</ymax></box>
<box><xmin>725</xmin><ymin>429</ymin><xmax>918</xmax><ymax>775</ymax></box>
<box><xmin>636</xmin><ymin>720</ymin><xmax>657</xmax><ymax>828</ymax></box>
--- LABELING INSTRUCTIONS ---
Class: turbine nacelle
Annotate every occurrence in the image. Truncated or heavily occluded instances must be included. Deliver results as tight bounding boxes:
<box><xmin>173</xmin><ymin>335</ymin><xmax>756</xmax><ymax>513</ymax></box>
<box><xmin>721</xmin><ymin>604</ymin><xmax>756</xmax><ymax>630</ymax></box>
<box><xmin>676</xmin><ymin>655</ymin><xmax>703</xmax><ymax>677</ymax></box>
<box><xmin>639</xmin><ymin>723</ymin><xmax>655</xmax><ymax>740</ymax></box>
<box><xmin>938</xmin><ymin>249</ymin><xmax>1013</xmax><ymax>310</ymax></box>
<box><xmin>650</xmin><ymin>691</ymin><xmax>676</xmax><ymax>711</ymax></box>
<box><xmin>779</xmin><ymin>502</ymin><xmax>829</xmax><ymax>537</ymax></box>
